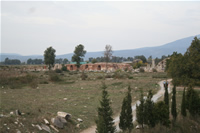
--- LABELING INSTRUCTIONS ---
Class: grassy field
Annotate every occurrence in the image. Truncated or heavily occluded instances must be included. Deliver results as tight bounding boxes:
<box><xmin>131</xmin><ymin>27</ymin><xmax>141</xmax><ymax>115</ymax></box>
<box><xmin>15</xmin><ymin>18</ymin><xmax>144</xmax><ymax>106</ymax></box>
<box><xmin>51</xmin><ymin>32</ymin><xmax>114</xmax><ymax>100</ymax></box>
<box><xmin>0</xmin><ymin>69</ymin><xmax>168</xmax><ymax>133</ymax></box>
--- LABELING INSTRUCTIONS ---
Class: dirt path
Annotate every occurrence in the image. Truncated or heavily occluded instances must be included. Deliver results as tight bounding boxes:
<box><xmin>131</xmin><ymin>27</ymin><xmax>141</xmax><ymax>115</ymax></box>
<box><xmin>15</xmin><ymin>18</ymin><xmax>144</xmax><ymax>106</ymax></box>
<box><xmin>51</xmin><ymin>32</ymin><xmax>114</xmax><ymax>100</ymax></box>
<box><xmin>80</xmin><ymin>79</ymin><xmax>172</xmax><ymax>133</ymax></box>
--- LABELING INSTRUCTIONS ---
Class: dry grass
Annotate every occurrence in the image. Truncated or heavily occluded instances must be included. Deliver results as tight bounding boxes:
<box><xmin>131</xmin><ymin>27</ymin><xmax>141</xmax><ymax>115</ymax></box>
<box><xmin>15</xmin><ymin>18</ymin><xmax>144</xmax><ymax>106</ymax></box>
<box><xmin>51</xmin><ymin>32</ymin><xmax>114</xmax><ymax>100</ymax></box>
<box><xmin>0</xmin><ymin>69</ymin><xmax>167</xmax><ymax>133</ymax></box>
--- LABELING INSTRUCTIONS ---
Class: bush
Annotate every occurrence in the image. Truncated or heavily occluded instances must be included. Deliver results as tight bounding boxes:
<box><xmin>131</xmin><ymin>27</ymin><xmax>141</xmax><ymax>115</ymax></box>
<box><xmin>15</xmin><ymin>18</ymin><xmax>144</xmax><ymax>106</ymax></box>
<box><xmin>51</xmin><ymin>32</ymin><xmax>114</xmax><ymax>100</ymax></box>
<box><xmin>139</xmin><ymin>68</ymin><xmax>145</xmax><ymax>72</ymax></box>
<box><xmin>105</xmin><ymin>74</ymin><xmax>113</xmax><ymax>78</ymax></box>
<box><xmin>61</xmin><ymin>65</ymin><xmax>68</xmax><ymax>71</ymax></box>
<box><xmin>55</xmin><ymin>69</ymin><xmax>62</xmax><ymax>73</ymax></box>
<box><xmin>97</xmin><ymin>75</ymin><xmax>103</xmax><ymax>79</ymax></box>
<box><xmin>81</xmin><ymin>72</ymin><xmax>88</xmax><ymax>80</ymax></box>
<box><xmin>128</xmin><ymin>76</ymin><xmax>134</xmax><ymax>79</ymax></box>
<box><xmin>153</xmin><ymin>68</ymin><xmax>157</xmax><ymax>72</ymax></box>
<box><xmin>49</xmin><ymin>72</ymin><xmax>61</xmax><ymax>82</ymax></box>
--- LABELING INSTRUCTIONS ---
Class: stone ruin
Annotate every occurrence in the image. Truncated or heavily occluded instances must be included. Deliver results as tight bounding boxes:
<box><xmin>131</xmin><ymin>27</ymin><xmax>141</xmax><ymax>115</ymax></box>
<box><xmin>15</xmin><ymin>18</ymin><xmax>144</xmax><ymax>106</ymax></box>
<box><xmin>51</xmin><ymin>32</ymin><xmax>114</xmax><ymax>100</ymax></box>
<box><xmin>54</xmin><ymin>62</ymin><xmax>132</xmax><ymax>72</ymax></box>
<box><xmin>144</xmin><ymin>58</ymin><xmax>169</xmax><ymax>72</ymax></box>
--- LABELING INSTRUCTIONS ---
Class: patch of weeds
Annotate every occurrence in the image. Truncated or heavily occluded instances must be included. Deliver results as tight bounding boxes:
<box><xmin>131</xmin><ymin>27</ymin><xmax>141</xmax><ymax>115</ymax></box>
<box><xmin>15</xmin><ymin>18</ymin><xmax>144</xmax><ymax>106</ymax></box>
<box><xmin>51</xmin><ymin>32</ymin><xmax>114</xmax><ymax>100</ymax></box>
<box><xmin>152</xmin><ymin>73</ymin><xmax>168</xmax><ymax>78</ymax></box>
<box><xmin>55</xmin><ymin>69</ymin><xmax>62</xmax><ymax>73</ymax></box>
<box><xmin>96</xmin><ymin>75</ymin><xmax>104</xmax><ymax>79</ymax></box>
<box><xmin>48</xmin><ymin>71</ymin><xmax>62</xmax><ymax>82</ymax></box>
<box><xmin>139</xmin><ymin>68</ymin><xmax>145</xmax><ymax>72</ymax></box>
<box><xmin>105</xmin><ymin>74</ymin><xmax>113</xmax><ymax>78</ymax></box>
<box><xmin>81</xmin><ymin>72</ymin><xmax>88</xmax><ymax>80</ymax></box>
<box><xmin>111</xmin><ymin>82</ymin><xmax>123</xmax><ymax>86</ymax></box>
<box><xmin>128</xmin><ymin>76</ymin><xmax>134</xmax><ymax>79</ymax></box>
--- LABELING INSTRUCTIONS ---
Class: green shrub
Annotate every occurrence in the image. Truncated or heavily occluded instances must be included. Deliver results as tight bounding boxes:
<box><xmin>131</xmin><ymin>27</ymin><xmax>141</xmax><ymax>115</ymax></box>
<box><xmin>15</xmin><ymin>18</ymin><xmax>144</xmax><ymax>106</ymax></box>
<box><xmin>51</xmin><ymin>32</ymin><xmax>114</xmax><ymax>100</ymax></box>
<box><xmin>81</xmin><ymin>72</ymin><xmax>88</xmax><ymax>80</ymax></box>
<box><xmin>49</xmin><ymin>72</ymin><xmax>61</xmax><ymax>82</ymax></box>
<box><xmin>61</xmin><ymin>65</ymin><xmax>68</xmax><ymax>71</ymax></box>
<box><xmin>105</xmin><ymin>74</ymin><xmax>113</xmax><ymax>78</ymax></box>
<box><xmin>55</xmin><ymin>69</ymin><xmax>62</xmax><ymax>73</ymax></box>
<box><xmin>153</xmin><ymin>68</ymin><xmax>157</xmax><ymax>72</ymax></box>
<box><xmin>97</xmin><ymin>75</ymin><xmax>103</xmax><ymax>79</ymax></box>
<box><xmin>139</xmin><ymin>68</ymin><xmax>145</xmax><ymax>72</ymax></box>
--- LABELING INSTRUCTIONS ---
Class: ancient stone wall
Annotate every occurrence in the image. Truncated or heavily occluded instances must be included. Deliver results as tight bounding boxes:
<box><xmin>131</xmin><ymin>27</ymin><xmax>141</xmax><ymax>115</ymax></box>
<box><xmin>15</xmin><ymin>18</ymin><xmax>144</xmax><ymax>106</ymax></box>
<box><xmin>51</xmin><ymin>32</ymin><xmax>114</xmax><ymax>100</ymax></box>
<box><xmin>64</xmin><ymin>63</ymin><xmax>132</xmax><ymax>72</ymax></box>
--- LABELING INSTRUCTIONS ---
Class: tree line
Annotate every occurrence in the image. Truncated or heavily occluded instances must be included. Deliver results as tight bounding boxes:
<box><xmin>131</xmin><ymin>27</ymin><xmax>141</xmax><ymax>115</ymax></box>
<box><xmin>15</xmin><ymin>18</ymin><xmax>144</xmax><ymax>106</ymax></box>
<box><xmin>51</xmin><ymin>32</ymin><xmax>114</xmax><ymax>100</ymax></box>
<box><xmin>1</xmin><ymin>44</ymin><xmax>168</xmax><ymax>66</ymax></box>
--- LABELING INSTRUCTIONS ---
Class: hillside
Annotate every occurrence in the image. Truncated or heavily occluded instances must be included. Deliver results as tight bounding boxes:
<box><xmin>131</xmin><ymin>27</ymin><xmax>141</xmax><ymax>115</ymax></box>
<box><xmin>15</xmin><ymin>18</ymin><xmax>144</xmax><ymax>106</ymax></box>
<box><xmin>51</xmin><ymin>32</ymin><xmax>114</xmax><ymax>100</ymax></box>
<box><xmin>1</xmin><ymin>34</ymin><xmax>199</xmax><ymax>62</ymax></box>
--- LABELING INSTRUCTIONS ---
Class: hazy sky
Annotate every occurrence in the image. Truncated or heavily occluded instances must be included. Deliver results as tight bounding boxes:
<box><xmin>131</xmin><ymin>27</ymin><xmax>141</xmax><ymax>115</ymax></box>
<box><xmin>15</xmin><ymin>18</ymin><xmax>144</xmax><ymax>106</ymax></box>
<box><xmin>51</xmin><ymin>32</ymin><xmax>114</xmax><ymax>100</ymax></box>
<box><xmin>1</xmin><ymin>1</ymin><xmax>200</xmax><ymax>55</ymax></box>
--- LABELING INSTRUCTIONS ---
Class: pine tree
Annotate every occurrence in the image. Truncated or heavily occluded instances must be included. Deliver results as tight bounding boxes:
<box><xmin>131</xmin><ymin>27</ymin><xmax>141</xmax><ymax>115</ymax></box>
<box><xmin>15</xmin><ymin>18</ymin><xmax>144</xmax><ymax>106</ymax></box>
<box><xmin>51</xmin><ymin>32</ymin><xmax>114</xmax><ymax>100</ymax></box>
<box><xmin>144</xmin><ymin>90</ymin><xmax>156</xmax><ymax>127</ymax></box>
<box><xmin>171</xmin><ymin>85</ymin><xmax>177</xmax><ymax>121</ymax></box>
<box><xmin>136</xmin><ymin>90</ymin><xmax>145</xmax><ymax>128</ymax></box>
<box><xmin>96</xmin><ymin>82</ymin><xmax>115</xmax><ymax>133</ymax></box>
<box><xmin>181</xmin><ymin>88</ymin><xmax>187</xmax><ymax>117</ymax></box>
<box><xmin>119</xmin><ymin>86</ymin><xmax>133</xmax><ymax>132</ymax></box>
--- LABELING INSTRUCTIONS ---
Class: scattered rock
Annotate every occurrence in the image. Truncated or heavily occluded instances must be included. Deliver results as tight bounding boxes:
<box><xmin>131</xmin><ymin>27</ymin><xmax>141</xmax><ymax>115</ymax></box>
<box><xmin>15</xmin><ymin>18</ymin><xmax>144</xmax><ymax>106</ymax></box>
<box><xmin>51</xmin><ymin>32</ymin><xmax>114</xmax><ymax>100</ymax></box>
<box><xmin>77</xmin><ymin>118</ymin><xmax>83</xmax><ymax>122</ymax></box>
<box><xmin>7</xmin><ymin>127</ymin><xmax>10</xmax><ymax>130</ymax></box>
<box><xmin>57</xmin><ymin>111</ymin><xmax>71</xmax><ymax>120</ymax></box>
<box><xmin>50</xmin><ymin>125</ymin><xmax>59</xmax><ymax>133</ymax></box>
<box><xmin>20</xmin><ymin>123</ymin><xmax>24</xmax><ymax>127</ymax></box>
<box><xmin>84</xmin><ymin>106</ymin><xmax>87</xmax><ymax>108</ymax></box>
<box><xmin>44</xmin><ymin>119</ymin><xmax>49</xmax><ymax>125</ymax></box>
<box><xmin>15</xmin><ymin>110</ymin><xmax>21</xmax><ymax>116</ymax></box>
<box><xmin>63</xmin><ymin>98</ymin><xmax>67</xmax><ymax>101</ymax></box>
<box><xmin>35</xmin><ymin>124</ymin><xmax>42</xmax><ymax>130</ymax></box>
<box><xmin>41</xmin><ymin>124</ymin><xmax>51</xmax><ymax>133</ymax></box>
<box><xmin>10</xmin><ymin>112</ymin><xmax>14</xmax><ymax>115</ymax></box>
<box><xmin>4</xmin><ymin>124</ymin><xmax>7</xmax><ymax>126</ymax></box>
<box><xmin>21</xmin><ymin>113</ymin><xmax>25</xmax><ymax>115</ymax></box>
<box><xmin>0</xmin><ymin>114</ymin><xmax>4</xmax><ymax>118</ymax></box>
<box><xmin>16</xmin><ymin>130</ymin><xmax>21</xmax><ymax>133</ymax></box>
<box><xmin>32</xmin><ymin>124</ymin><xmax>35</xmax><ymax>127</ymax></box>
<box><xmin>51</xmin><ymin>116</ymin><xmax>66</xmax><ymax>129</ymax></box>
<box><xmin>76</xmin><ymin>124</ymin><xmax>80</xmax><ymax>128</ymax></box>
<box><xmin>14</xmin><ymin>122</ymin><xmax>18</xmax><ymax>125</ymax></box>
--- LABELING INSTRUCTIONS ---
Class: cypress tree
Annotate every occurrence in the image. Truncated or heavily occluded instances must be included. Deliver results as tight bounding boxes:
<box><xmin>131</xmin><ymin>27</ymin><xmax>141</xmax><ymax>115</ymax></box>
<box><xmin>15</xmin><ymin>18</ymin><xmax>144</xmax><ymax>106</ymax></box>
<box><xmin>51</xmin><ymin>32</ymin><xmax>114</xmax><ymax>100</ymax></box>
<box><xmin>119</xmin><ymin>98</ymin><xmax>126</xmax><ymax>131</ymax></box>
<box><xmin>164</xmin><ymin>81</ymin><xmax>169</xmax><ymax>106</ymax></box>
<box><xmin>144</xmin><ymin>90</ymin><xmax>156</xmax><ymax>127</ymax></box>
<box><xmin>96</xmin><ymin>82</ymin><xmax>115</xmax><ymax>133</ymax></box>
<box><xmin>171</xmin><ymin>85</ymin><xmax>177</xmax><ymax>121</ymax></box>
<box><xmin>126</xmin><ymin>86</ymin><xmax>133</xmax><ymax>132</ymax></box>
<box><xmin>119</xmin><ymin>85</ymin><xmax>133</xmax><ymax>132</ymax></box>
<box><xmin>181</xmin><ymin>88</ymin><xmax>187</xmax><ymax>117</ymax></box>
<box><xmin>164</xmin><ymin>81</ymin><xmax>170</xmax><ymax>120</ymax></box>
<box><xmin>136</xmin><ymin>90</ymin><xmax>145</xmax><ymax>128</ymax></box>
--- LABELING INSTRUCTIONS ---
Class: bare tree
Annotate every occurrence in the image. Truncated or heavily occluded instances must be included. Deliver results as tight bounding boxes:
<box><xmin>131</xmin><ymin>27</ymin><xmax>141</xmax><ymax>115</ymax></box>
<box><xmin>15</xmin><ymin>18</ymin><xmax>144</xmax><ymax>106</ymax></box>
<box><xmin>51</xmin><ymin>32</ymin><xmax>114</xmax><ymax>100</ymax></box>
<box><xmin>104</xmin><ymin>45</ymin><xmax>113</xmax><ymax>71</ymax></box>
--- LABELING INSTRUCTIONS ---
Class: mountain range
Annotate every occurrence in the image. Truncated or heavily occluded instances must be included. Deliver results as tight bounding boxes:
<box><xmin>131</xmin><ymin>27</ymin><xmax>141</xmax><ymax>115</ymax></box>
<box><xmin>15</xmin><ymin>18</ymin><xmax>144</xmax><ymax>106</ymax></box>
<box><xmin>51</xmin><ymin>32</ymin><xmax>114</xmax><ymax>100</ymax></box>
<box><xmin>1</xmin><ymin>34</ymin><xmax>199</xmax><ymax>62</ymax></box>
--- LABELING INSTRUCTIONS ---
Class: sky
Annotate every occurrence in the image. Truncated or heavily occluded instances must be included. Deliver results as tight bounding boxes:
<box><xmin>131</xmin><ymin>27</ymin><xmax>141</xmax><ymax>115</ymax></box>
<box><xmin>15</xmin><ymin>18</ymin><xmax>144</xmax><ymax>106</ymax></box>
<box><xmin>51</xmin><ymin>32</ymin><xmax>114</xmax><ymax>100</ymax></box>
<box><xmin>1</xmin><ymin>0</ymin><xmax>200</xmax><ymax>56</ymax></box>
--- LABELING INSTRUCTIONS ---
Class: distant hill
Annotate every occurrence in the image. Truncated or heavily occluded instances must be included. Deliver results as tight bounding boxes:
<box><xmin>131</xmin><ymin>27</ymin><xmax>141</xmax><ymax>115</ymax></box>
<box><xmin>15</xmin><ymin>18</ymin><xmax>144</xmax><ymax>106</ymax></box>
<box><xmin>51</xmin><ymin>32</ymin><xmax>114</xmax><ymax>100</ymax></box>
<box><xmin>1</xmin><ymin>34</ymin><xmax>199</xmax><ymax>62</ymax></box>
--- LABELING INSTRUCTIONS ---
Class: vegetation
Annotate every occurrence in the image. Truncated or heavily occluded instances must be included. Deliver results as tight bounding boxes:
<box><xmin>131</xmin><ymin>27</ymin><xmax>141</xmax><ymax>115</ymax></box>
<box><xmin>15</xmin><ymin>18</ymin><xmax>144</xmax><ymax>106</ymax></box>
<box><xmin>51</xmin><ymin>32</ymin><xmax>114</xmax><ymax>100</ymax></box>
<box><xmin>44</xmin><ymin>46</ymin><xmax>56</xmax><ymax>70</ymax></box>
<box><xmin>119</xmin><ymin>85</ymin><xmax>133</xmax><ymax>132</ymax></box>
<box><xmin>181</xmin><ymin>88</ymin><xmax>187</xmax><ymax>117</ymax></box>
<box><xmin>144</xmin><ymin>90</ymin><xmax>156</xmax><ymax>127</ymax></box>
<box><xmin>171</xmin><ymin>85</ymin><xmax>177</xmax><ymax>121</ymax></box>
<box><xmin>27</xmin><ymin>58</ymin><xmax>43</xmax><ymax>64</ymax></box>
<box><xmin>186</xmin><ymin>87</ymin><xmax>200</xmax><ymax>116</ymax></box>
<box><xmin>72</xmin><ymin>44</ymin><xmax>86</xmax><ymax>68</ymax></box>
<box><xmin>96</xmin><ymin>82</ymin><xmax>115</xmax><ymax>133</ymax></box>
<box><xmin>136</xmin><ymin>90</ymin><xmax>145</xmax><ymax>128</ymax></box>
<box><xmin>4</xmin><ymin>58</ymin><xmax>21</xmax><ymax>65</ymax></box>
<box><xmin>164</xmin><ymin>81</ymin><xmax>169</xmax><ymax>106</ymax></box>
<box><xmin>166</xmin><ymin>37</ymin><xmax>200</xmax><ymax>86</ymax></box>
